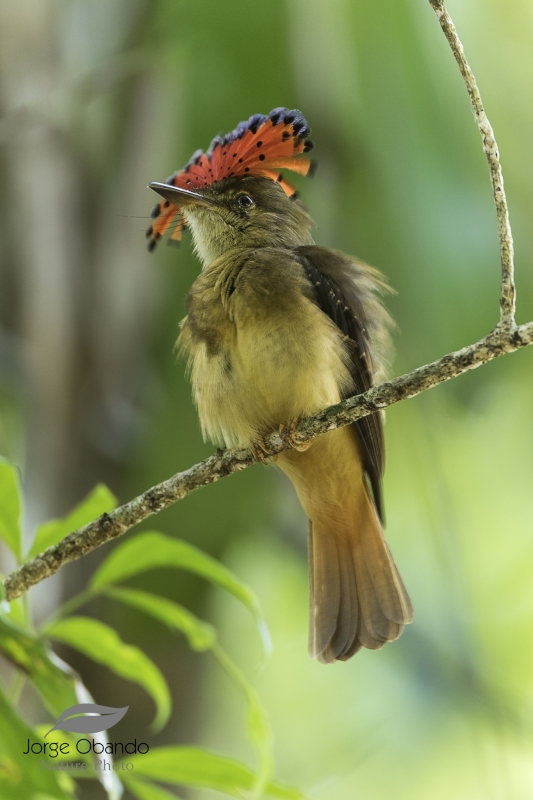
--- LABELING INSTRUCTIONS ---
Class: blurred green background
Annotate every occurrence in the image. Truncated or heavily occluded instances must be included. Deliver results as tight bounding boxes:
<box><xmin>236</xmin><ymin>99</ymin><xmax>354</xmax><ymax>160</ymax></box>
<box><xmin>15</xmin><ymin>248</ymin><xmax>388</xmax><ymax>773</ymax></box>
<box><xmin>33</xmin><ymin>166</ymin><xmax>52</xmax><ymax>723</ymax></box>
<box><xmin>1</xmin><ymin>0</ymin><xmax>532</xmax><ymax>798</ymax></box>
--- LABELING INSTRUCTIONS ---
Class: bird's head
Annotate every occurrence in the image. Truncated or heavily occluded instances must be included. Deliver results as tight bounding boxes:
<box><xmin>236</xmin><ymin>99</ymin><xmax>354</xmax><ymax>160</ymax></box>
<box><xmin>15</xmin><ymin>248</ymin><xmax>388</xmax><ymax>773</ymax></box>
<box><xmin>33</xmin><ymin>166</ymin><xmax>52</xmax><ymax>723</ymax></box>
<box><xmin>149</xmin><ymin>175</ymin><xmax>315</xmax><ymax>266</ymax></box>
<box><xmin>147</xmin><ymin>108</ymin><xmax>316</xmax><ymax>267</ymax></box>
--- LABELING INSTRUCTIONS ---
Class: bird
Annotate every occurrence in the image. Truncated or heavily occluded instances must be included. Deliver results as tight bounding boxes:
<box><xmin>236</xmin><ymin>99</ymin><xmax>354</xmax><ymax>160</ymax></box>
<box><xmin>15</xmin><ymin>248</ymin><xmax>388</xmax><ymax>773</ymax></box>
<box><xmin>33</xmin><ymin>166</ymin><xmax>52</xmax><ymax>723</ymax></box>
<box><xmin>147</xmin><ymin>107</ymin><xmax>413</xmax><ymax>662</ymax></box>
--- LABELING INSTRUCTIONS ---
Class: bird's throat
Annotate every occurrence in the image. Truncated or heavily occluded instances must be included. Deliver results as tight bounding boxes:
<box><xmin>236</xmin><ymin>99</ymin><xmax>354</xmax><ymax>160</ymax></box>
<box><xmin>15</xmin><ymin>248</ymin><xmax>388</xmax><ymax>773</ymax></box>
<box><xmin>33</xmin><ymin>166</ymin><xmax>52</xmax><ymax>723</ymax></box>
<box><xmin>184</xmin><ymin>208</ymin><xmax>240</xmax><ymax>269</ymax></box>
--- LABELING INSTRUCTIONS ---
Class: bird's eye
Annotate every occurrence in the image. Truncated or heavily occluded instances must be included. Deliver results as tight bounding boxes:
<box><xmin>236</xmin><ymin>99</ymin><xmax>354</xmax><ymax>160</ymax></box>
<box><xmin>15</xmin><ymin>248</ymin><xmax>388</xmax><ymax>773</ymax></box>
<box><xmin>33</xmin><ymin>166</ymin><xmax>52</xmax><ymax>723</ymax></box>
<box><xmin>236</xmin><ymin>194</ymin><xmax>254</xmax><ymax>209</ymax></box>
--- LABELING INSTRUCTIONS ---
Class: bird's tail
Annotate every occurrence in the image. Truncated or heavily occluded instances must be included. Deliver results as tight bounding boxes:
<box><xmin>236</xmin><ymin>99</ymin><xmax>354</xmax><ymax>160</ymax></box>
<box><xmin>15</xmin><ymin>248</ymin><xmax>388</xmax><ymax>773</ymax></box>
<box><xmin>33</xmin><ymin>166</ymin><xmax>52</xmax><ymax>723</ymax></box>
<box><xmin>278</xmin><ymin>427</ymin><xmax>413</xmax><ymax>662</ymax></box>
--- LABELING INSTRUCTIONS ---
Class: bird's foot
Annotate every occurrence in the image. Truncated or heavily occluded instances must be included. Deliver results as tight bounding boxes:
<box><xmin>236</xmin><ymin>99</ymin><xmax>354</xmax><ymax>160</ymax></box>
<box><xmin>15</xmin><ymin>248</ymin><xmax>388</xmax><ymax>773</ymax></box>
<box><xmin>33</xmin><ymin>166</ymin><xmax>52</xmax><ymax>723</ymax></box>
<box><xmin>279</xmin><ymin>421</ymin><xmax>312</xmax><ymax>452</ymax></box>
<box><xmin>251</xmin><ymin>438</ymin><xmax>272</xmax><ymax>464</ymax></box>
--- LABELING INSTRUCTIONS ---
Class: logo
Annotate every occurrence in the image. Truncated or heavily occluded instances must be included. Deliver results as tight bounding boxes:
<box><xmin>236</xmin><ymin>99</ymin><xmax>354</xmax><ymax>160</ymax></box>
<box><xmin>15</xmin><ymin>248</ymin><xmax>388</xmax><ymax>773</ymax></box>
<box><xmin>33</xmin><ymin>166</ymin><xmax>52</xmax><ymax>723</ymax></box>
<box><xmin>24</xmin><ymin>702</ymin><xmax>147</xmax><ymax>768</ymax></box>
<box><xmin>44</xmin><ymin>704</ymin><xmax>129</xmax><ymax>737</ymax></box>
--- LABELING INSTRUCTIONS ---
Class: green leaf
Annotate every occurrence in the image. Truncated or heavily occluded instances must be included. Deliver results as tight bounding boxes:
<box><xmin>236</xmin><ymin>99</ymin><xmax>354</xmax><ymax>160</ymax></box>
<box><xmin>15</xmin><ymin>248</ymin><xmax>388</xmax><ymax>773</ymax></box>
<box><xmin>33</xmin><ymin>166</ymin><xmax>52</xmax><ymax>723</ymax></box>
<box><xmin>29</xmin><ymin>484</ymin><xmax>117</xmax><ymax>558</ymax></box>
<box><xmin>0</xmin><ymin>614</ymin><xmax>78</xmax><ymax>717</ymax></box>
<box><xmin>104</xmin><ymin>587</ymin><xmax>272</xmax><ymax>793</ymax></box>
<box><xmin>91</xmin><ymin>531</ymin><xmax>270</xmax><ymax>653</ymax></box>
<box><xmin>46</xmin><ymin>617</ymin><xmax>171</xmax><ymax>732</ymax></box>
<box><xmin>128</xmin><ymin>746</ymin><xmax>305</xmax><ymax>799</ymax></box>
<box><xmin>105</xmin><ymin>587</ymin><xmax>215</xmax><ymax>651</ymax></box>
<box><xmin>0</xmin><ymin>617</ymin><xmax>119</xmax><ymax>798</ymax></box>
<box><xmin>0</xmin><ymin>458</ymin><xmax>23</xmax><ymax>560</ymax></box>
<box><xmin>0</xmin><ymin>683</ymin><xmax>74</xmax><ymax>799</ymax></box>
<box><xmin>33</xmin><ymin>795</ymin><xmax>73</xmax><ymax>800</ymax></box>
<box><xmin>4</xmin><ymin>597</ymin><xmax>26</xmax><ymax>626</ymax></box>
<box><xmin>125</xmin><ymin>777</ymin><xmax>184</xmax><ymax>800</ymax></box>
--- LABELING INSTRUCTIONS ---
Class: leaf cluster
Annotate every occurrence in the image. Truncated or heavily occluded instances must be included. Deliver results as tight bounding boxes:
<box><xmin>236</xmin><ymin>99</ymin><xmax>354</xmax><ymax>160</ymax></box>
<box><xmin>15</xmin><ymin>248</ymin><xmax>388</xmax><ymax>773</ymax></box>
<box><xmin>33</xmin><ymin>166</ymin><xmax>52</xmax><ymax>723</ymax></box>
<box><xmin>0</xmin><ymin>459</ymin><xmax>303</xmax><ymax>800</ymax></box>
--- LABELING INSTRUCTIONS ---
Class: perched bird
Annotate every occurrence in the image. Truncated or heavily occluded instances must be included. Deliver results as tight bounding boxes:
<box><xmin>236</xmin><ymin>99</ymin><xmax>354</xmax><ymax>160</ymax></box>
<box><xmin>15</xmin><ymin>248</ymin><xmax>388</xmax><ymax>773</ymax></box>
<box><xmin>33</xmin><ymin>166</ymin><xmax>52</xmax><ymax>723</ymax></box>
<box><xmin>148</xmin><ymin>108</ymin><xmax>412</xmax><ymax>662</ymax></box>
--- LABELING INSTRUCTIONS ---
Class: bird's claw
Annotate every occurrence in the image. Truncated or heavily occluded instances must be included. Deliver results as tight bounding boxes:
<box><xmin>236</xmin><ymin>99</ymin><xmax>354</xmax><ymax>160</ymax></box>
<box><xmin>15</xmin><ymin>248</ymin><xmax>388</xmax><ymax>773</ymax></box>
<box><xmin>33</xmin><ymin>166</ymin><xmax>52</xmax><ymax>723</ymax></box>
<box><xmin>279</xmin><ymin>421</ymin><xmax>312</xmax><ymax>452</ymax></box>
<box><xmin>251</xmin><ymin>439</ymin><xmax>271</xmax><ymax>464</ymax></box>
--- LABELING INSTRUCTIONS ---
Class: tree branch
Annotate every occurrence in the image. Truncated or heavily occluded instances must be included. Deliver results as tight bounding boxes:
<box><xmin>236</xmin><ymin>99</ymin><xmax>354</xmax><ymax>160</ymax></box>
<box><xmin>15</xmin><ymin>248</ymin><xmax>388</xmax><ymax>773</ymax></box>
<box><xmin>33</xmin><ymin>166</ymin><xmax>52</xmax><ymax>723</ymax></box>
<box><xmin>2</xmin><ymin>2</ymin><xmax>530</xmax><ymax>601</ymax></box>
<box><xmin>4</xmin><ymin>322</ymin><xmax>532</xmax><ymax>602</ymax></box>
<box><xmin>429</xmin><ymin>0</ymin><xmax>516</xmax><ymax>327</ymax></box>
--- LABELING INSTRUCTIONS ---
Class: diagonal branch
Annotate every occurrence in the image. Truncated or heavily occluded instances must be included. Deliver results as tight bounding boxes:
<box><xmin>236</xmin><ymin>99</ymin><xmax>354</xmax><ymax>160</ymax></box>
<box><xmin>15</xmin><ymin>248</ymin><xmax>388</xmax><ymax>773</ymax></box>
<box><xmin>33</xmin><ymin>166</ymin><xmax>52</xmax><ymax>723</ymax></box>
<box><xmin>2</xmin><ymin>2</ymin><xmax>530</xmax><ymax>601</ymax></box>
<box><xmin>4</xmin><ymin>322</ymin><xmax>533</xmax><ymax>602</ymax></box>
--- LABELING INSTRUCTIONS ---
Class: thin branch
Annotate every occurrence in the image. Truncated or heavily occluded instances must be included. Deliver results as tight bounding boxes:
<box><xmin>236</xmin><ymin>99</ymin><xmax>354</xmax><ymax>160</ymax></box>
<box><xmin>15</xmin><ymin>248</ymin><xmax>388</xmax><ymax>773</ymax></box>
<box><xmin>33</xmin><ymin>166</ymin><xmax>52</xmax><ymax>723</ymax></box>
<box><xmin>2</xmin><ymin>1</ymin><xmax>530</xmax><ymax>601</ymax></box>
<box><xmin>4</xmin><ymin>322</ymin><xmax>533</xmax><ymax>602</ymax></box>
<box><xmin>429</xmin><ymin>0</ymin><xmax>516</xmax><ymax>327</ymax></box>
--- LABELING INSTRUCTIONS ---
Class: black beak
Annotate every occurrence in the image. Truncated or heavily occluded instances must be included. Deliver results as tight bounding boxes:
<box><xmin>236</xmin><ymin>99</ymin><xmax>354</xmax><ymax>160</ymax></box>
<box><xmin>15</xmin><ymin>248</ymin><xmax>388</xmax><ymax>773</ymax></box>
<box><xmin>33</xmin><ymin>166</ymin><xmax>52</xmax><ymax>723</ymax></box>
<box><xmin>148</xmin><ymin>182</ymin><xmax>222</xmax><ymax>209</ymax></box>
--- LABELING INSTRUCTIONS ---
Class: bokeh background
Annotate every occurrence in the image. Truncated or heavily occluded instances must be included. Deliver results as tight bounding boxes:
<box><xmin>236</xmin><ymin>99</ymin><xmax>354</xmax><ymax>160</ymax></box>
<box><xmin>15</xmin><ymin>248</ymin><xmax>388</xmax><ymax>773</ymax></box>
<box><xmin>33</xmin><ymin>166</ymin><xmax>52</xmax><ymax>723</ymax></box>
<box><xmin>1</xmin><ymin>0</ymin><xmax>533</xmax><ymax>798</ymax></box>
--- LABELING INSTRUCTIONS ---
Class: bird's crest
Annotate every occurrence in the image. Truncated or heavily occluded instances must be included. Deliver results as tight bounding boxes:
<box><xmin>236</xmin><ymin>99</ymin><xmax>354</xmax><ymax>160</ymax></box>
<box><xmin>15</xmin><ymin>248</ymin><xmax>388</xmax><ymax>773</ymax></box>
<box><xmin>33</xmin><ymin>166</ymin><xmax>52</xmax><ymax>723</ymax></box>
<box><xmin>147</xmin><ymin>107</ymin><xmax>314</xmax><ymax>251</ymax></box>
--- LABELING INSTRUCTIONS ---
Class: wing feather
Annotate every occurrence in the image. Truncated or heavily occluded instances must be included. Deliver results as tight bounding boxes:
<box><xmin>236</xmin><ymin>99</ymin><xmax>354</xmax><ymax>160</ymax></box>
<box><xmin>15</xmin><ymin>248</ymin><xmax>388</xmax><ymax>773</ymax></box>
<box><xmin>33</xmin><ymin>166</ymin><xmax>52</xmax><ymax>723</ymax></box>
<box><xmin>295</xmin><ymin>245</ymin><xmax>393</xmax><ymax>521</ymax></box>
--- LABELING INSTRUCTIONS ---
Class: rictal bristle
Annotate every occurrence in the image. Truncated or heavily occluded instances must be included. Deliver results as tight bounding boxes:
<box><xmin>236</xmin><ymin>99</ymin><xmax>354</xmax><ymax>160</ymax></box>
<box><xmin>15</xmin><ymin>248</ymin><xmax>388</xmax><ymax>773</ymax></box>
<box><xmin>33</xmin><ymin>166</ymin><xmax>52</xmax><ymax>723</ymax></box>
<box><xmin>146</xmin><ymin>107</ymin><xmax>314</xmax><ymax>251</ymax></box>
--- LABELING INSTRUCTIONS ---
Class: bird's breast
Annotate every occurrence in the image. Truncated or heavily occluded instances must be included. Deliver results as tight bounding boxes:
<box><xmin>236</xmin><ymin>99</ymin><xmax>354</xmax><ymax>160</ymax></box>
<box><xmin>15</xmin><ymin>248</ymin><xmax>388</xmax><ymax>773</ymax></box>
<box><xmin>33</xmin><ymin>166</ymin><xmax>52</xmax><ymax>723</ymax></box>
<box><xmin>178</xmin><ymin>249</ymin><xmax>354</xmax><ymax>449</ymax></box>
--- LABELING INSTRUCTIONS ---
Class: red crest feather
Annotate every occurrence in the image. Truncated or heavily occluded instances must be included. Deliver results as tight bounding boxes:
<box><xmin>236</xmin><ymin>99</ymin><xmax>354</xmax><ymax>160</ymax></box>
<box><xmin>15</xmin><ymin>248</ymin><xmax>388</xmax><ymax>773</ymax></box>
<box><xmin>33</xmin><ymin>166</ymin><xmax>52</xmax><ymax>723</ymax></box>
<box><xmin>146</xmin><ymin>108</ymin><xmax>314</xmax><ymax>251</ymax></box>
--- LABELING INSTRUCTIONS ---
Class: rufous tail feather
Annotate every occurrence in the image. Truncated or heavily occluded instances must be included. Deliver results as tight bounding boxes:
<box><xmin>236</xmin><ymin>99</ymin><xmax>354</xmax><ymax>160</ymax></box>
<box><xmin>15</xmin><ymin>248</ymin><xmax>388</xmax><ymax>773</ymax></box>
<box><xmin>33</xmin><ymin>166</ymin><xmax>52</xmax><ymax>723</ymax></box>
<box><xmin>278</xmin><ymin>427</ymin><xmax>412</xmax><ymax>663</ymax></box>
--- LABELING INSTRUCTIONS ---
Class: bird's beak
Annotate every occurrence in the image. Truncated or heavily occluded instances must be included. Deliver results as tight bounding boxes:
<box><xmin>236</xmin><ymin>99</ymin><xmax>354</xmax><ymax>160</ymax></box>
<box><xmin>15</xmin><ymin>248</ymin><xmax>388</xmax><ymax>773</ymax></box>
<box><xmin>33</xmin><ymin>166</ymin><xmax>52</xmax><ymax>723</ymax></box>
<box><xmin>148</xmin><ymin>182</ymin><xmax>222</xmax><ymax>209</ymax></box>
